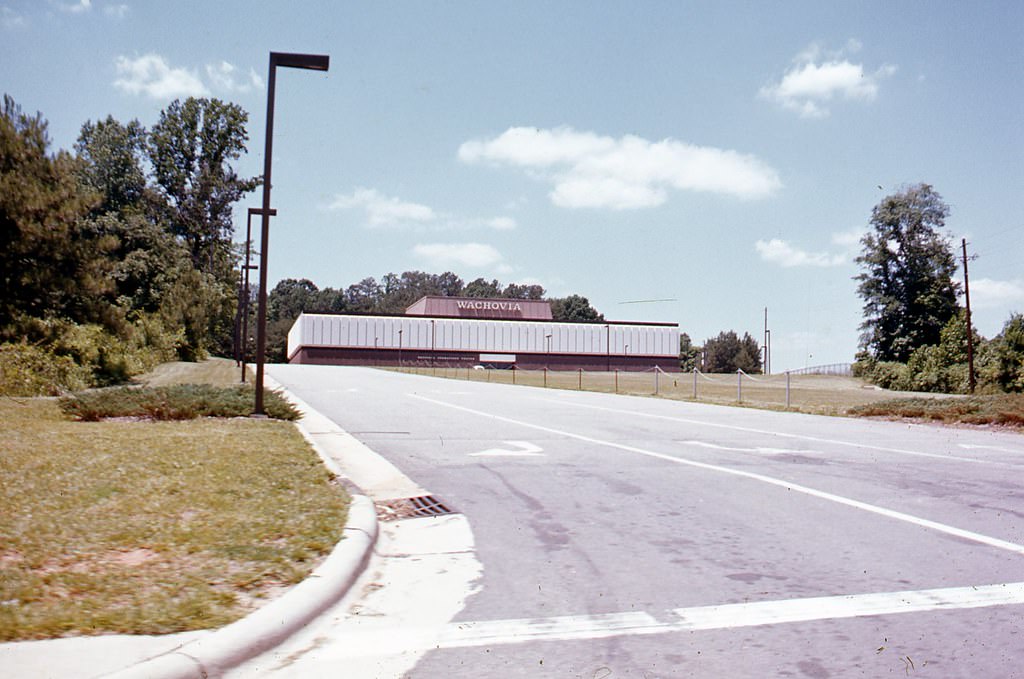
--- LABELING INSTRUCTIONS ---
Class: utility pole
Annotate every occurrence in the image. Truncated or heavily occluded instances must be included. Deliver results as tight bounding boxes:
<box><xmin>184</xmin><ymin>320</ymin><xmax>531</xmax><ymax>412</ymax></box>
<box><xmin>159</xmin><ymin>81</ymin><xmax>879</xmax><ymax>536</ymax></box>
<box><xmin>961</xmin><ymin>238</ymin><xmax>976</xmax><ymax>394</ymax></box>
<box><xmin>763</xmin><ymin>307</ymin><xmax>771</xmax><ymax>375</ymax></box>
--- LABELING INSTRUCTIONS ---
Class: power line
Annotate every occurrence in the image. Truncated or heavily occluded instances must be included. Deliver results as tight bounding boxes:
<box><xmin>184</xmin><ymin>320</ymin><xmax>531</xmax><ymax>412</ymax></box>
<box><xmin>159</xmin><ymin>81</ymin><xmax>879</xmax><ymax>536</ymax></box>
<box><xmin>617</xmin><ymin>298</ymin><xmax>678</xmax><ymax>304</ymax></box>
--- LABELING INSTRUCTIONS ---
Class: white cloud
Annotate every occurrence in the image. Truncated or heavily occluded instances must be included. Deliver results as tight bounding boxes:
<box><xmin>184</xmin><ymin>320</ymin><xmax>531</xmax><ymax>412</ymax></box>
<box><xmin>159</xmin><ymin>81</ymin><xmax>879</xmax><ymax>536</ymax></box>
<box><xmin>56</xmin><ymin>0</ymin><xmax>91</xmax><ymax>13</ymax></box>
<box><xmin>114</xmin><ymin>54</ymin><xmax>264</xmax><ymax>100</ymax></box>
<box><xmin>486</xmin><ymin>216</ymin><xmax>517</xmax><ymax>230</ymax></box>
<box><xmin>755</xmin><ymin>238</ymin><xmax>848</xmax><ymax>268</ymax></box>
<box><xmin>329</xmin><ymin>188</ymin><xmax>436</xmax><ymax>227</ymax></box>
<box><xmin>413</xmin><ymin>242</ymin><xmax>504</xmax><ymax>269</ymax></box>
<box><xmin>964</xmin><ymin>278</ymin><xmax>1024</xmax><ymax>310</ymax></box>
<box><xmin>103</xmin><ymin>4</ymin><xmax>129</xmax><ymax>18</ymax></box>
<box><xmin>458</xmin><ymin>126</ymin><xmax>781</xmax><ymax>210</ymax></box>
<box><xmin>329</xmin><ymin>187</ymin><xmax>515</xmax><ymax>232</ymax></box>
<box><xmin>2</xmin><ymin>6</ymin><xmax>27</xmax><ymax>28</ymax></box>
<box><xmin>760</xmin><ymin>42</ymin><xmax>896</xmax><ymax>118</ymax></box>
<box><xmin>206</xmin><ymin>61</ymin><xmax>263</xmax><ymax>94</ymax></box>
<box><xmin>114</xmin><ymin>54</ymin><xmax>210</xmax><ymax>100</ymax></box>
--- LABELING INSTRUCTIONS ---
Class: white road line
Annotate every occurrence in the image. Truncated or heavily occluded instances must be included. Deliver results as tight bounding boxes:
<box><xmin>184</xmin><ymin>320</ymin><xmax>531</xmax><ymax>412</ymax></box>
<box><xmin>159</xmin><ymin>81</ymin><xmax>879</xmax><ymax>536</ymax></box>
<box><xmin>681</xmin><ymin>440</ymin><xmax>817</xmax><ymax>456</ymax></box>
<box><xmin>408</xmin><ymin>394</ymin><xmax>1024</xmax><ymax>557</ymax></box>
<box><xmin>321</xmin><ymin>582</ymin><xmax>1024</xmax><ymax>655</ymax></box>
<box><xmin>469</xmin><ymin>441</ymin><xmax>545</xmax><ymax>457</ymax></box>
<box><xmin>542</xmin><ymin>399</ymin><xmax>1012</xmax><ymax>466</ymax></box>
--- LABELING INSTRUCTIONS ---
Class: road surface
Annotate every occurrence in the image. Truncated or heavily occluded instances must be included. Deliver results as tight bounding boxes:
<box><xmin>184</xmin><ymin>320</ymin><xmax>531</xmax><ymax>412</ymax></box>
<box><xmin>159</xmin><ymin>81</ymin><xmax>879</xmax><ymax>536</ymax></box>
<box><xmin>234</xmin><ymin>365</ymin><xmax>1024</xmax><ymax>678</ymax></box>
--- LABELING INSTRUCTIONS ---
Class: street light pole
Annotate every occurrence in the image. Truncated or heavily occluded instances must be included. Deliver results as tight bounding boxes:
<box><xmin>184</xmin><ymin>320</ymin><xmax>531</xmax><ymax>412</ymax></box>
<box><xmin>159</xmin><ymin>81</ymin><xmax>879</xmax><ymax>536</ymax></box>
<box><xmin>253</xmin><ymin>51</ymin><xmax>329</xmax><ymax>416</ymax></box>
<box><xmin>241</xmin><ymin>207</ymin><xmax>275</xmax><ymax>383</ymax></box>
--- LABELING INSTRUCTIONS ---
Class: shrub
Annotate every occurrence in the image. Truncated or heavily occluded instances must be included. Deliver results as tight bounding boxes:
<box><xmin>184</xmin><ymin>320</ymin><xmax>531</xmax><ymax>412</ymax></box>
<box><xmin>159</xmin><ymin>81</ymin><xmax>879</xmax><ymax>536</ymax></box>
<box><xmin>58</xmin><ymin>384</ymin><xmax>300</xmax><ymax>421</ymax></box>
<box><xmin>0</xmin><ymin>342</ymin><xmax>93</xmax><ymax>396</ymax></box>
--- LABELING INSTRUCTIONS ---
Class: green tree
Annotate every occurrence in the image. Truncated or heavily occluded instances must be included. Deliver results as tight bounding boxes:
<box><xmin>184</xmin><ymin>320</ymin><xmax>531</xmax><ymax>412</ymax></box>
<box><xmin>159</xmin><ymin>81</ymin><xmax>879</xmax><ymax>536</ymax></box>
<box><xmin>148</xmin><ymin>97</ymin><xmax>259</xmax><ymax>273</ymax></box>
<box><xmin>549</xmin><ymin>295</ymin><xmax>604</xmax><ymax>322</ymax></box>
<box><xmin>75</xmin><ymin>116</ymin><xmax>148</xmax><ymax>215</ymax></box>
<box><xmin>855</xmin><ymin>184</ymin><xmax>960</xmax><ymax>363</ymax></box>
<box><xmin>679</xmin><ymin>332</ymin><xmax>700</xmax><ymax>371</ymax></box>
<box><xmin>464</xmin><ymin>277</ymin><xmax>503</xmax><ymax>298</ymax></box>
<box><xmin>503</xmin><ymin>283</ymin><xmax>545</xmax><ymax>300</ymax></box>
<box><xmin>984</xmin><ymin>313</ymin><xmax>1024</xmax><ymax>392</ymax></box>
<box><xmin>703</xmin><ymin>330</ymin><xmax>761</xmax><ymax>373</ymax></box>
<box><xmin>0</xmin><ymin>95</ymin><xmax>105</xmax><ymax>335</ymax></box>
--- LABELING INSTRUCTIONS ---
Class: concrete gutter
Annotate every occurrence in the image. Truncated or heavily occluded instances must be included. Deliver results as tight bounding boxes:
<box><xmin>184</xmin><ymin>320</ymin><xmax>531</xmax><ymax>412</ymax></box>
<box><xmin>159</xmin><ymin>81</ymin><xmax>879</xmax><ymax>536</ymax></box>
<box><xmin>96</xmin><ymin>380</ymin><xmax>380</xmax><ymax>679</ymax></box>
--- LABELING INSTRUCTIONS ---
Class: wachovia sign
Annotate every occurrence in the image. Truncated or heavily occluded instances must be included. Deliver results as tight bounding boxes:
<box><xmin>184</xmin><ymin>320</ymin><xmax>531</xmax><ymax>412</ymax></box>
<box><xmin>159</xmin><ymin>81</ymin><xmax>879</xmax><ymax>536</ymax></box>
<box><xmin>456</xmin><ymin>300</ymin><xmax>523</xmax><ymax>312</ymax></box>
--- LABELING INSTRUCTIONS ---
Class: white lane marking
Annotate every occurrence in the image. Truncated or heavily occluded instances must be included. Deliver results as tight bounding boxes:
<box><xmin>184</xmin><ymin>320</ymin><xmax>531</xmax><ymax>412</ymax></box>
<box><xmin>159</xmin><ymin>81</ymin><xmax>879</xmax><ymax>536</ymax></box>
<box><xmin>314</xmin><ymin>581</ymin><xmax>1024</xmax><ymax>656</ymax></box>
<box><xmin>408</xmin><ymin>394</ymin><xmax>1024</xmax><ymax>556</ymax></box>
<box><xmin>543</xmin><ymin>399</ymin><xmax>1014</xmax><ymax>467</ymax></box>
<box><xmin>470</xmin><ymin>441</ymin><xmax>545</xmax><ymax>457</ymax></box>
<box><xmin>681</xmin><ymin>440</ymin><xmax>817</xmax><ymax>456</ymax></box>
<box><xmin>960</xmin><ymin>443</ymin><xmax>1024</xmax><ymax>454</ymax></box>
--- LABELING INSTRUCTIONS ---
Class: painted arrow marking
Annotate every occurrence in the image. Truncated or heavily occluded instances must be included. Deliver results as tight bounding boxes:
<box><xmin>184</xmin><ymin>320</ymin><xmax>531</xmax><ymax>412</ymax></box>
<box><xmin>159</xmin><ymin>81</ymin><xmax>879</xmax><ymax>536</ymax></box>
<box><xmin>470</xmin><ymin>441</ymin><xmax>544</xmax><ymax>457</ymax></box>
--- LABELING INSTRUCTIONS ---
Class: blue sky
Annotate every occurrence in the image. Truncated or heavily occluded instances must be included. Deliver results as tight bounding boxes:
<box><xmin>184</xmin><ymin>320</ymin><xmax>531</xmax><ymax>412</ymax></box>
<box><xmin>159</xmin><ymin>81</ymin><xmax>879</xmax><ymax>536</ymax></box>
<box><xmin>3</xmin><ymin>1</ymin><xmax>1022</xmax><ymax>370</ymax></box>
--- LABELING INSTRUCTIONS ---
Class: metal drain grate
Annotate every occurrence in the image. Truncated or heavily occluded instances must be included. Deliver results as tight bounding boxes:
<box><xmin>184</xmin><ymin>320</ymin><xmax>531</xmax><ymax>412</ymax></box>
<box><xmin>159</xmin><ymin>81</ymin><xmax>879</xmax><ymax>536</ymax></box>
<box><xmin>376</xmin><ymin>495</ymin><xmax>457</xmax><ymax>521</ymax></box>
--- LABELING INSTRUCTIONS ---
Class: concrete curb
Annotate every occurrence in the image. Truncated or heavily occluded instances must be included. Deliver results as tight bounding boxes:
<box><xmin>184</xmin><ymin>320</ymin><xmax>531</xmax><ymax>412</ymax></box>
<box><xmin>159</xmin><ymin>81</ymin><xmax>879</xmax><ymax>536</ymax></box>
<box><xmin>98</xmin><ymin>380</ymin><xmax>380</xmax><ymax>679</ymax></box>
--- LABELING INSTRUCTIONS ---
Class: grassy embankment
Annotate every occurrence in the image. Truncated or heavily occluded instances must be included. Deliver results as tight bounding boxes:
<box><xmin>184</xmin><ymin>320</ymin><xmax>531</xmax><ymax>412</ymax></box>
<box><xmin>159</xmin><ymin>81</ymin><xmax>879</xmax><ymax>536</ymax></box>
<box><xmin>396</xmin><ymin>366</ymin><xmax>1023</xmax><ymax>428</ymax></box>
<box><xmin>0</xmin><ymin>359</ymin><xmax>350</xmax><ymax>641</ymax></box>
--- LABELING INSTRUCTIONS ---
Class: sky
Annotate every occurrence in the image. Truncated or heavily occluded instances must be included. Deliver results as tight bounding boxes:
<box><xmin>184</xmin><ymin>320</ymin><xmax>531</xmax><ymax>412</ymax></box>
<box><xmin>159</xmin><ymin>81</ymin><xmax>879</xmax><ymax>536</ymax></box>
<box><xmin>2</xmin><ymin>1</ymin><xmax>1022</xmax><ymax>371</ymax></box>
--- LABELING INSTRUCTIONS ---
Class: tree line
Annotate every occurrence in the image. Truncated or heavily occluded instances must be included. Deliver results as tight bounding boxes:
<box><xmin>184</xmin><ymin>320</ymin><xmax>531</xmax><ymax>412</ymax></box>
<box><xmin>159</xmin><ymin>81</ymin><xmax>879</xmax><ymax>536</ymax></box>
<box><xmin>1</xmin><ymin>94</ymin><xmax>256</xmax><ymax>393</ymax></box>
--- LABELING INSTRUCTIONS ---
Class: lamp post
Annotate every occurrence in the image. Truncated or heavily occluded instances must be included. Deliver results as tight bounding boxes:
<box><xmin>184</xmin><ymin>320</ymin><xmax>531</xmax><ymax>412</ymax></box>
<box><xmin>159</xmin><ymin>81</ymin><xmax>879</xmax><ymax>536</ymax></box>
<box><xmin>253</xmin><ymin>51</ymin><xmax>330</xmax><ymax>416</ymax></box>
<box><xmin>241</xmin><ymin>207</ymin><xmax>275</xmax><ymax>383</ymax></box>
<box><xmin>398</xmin><ymin>328</ymin><xmax>403</xmax><ymax>368</ymax></box>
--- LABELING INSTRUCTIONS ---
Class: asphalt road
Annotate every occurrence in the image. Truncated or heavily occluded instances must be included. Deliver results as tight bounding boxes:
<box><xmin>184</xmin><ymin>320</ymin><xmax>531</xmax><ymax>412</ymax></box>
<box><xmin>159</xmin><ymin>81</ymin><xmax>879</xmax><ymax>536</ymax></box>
<box><xmin>263</xmin><ymin>365</ymin><xmax>1024</xmax><ymax>678</ymax></box>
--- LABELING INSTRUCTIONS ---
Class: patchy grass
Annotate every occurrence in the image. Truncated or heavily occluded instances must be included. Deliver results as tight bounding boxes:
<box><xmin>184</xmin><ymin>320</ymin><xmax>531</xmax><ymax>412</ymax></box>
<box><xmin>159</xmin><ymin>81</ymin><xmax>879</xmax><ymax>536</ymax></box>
<box><xmin>0</xmin><ymin>396</ymin><xmax>348</xmax><ymax>641</ymax></box>
<box><xmin>135</xmin><ymin>357</ymin><xmax>247</xmax><ymax>388</ymax></box>
<box><xmin>394</xmin><ymin>367</ymin><xmax>953</xmax><ymax>416</ymax></box>
<box><xmin>58</xmin><ymin>384</ymin><xmax>299</xmax><ymax>422</ymax></box>
<box><xmin>849</xmin><ymin>393</ymin><xmax>1024</xmax><ymax>428</ymax></box>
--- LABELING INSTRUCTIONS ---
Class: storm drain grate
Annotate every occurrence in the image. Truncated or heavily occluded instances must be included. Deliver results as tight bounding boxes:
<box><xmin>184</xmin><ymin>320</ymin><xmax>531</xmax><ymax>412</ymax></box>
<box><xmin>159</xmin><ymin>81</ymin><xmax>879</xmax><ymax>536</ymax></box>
<box><xmin>376</xmin><ymin>495</ymin><xmax>457</xmax><ymax>521</ymax></box>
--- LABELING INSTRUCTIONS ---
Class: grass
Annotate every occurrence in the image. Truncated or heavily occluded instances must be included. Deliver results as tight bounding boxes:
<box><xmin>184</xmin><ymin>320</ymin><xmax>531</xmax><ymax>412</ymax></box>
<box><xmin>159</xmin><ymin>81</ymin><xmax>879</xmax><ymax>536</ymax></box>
<box><xmin>0</xmin><ymin>359</ymin><xmax>350</xmax><ymax>641</ymax></box>
<box><xmin>848</xmin><ymin>393</ymin><xmax>1024</xmax><ymax>428</ymax></box>
<box><xmin>393</xmin><ymin>366</ymin><xmax>953</xmax><ymax>416</ymax></box>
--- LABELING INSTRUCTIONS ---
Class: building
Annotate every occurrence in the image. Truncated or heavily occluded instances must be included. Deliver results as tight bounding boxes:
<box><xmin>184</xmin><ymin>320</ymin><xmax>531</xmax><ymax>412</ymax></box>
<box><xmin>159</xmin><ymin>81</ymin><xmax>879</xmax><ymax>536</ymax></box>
<box><xmin>287</xmin><ymin>296</ymin><xmax>680</xmax><ymax>372</ymax></box>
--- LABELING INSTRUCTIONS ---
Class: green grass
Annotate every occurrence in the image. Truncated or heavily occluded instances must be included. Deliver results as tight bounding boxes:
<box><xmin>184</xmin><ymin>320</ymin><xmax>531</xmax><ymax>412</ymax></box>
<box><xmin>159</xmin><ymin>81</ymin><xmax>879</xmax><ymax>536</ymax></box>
<box><xmin>0</xmin><ymin>362</ymin><xmax>349</xmax><ymax>641</ymax></box>
<box><xmin>848</xmin><ymin>393</ymin><xmax>1024</xmax><ymax>427</ymax></box>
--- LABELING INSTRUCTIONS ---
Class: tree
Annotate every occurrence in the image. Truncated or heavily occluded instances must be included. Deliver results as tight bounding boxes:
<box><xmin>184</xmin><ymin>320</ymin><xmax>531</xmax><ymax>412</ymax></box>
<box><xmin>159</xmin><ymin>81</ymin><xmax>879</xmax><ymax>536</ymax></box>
<box><xmin>985</xmin><ymin>313</ymin><xmax>1024</xmax><ymax>392</ymax></box>
<box><xmin>503</xmin><ymin>283</ymin><xmax>545</xmax><ymax>300</ymax></box>
<box><xmin>148</xmin><ymin>97</ymin><xmax>259</xmax><ymax>273</ymax></box>
<box><xmin>464</xmin><ymin>277</ymin><xmax>503</xmax><ymax>298</ymax></box>
<box><xmin>679</xmin><ymin>333</ymin><xmax>700</xmax><ymax>371</ymax></box>
<box><xmin>0</xmin><ymin>95</ymin><xmax>105</xmax><ymax>335</ymax></box>
<box><xmin>75</xmin><ymin>116</ymin><xmax>148</xmax><ymax>215</ymax></box>
<box><xmin>549</xmin><ymin>295</ymin><xmax>604</xmax><ymax>322</ymax></box>
<box><xmin>855</xmin><ymin>184</ymin><xmax>960</xmax><ymax>363</ymax></box>
<box><xmin>703</xmin><ymin>330</ymin><xmax>761</xmax><ymax>373</ymax></box>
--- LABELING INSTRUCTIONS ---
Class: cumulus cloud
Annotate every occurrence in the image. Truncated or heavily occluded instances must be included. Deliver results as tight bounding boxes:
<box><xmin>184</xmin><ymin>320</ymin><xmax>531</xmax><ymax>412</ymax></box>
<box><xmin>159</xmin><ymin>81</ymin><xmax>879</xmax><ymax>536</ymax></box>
<box><xmin>458</xmin><ymin>126</ymin><xmax>781</xmax><ymax>210</ymax></box>
<box><xmin>103</xmin><ymin>4</ymin><xmax>129</xmax><ymax>18</ymax></box>
<box><xmin>56</xmin><ymin>0</ymin><xmax>91</xmax><ymax>13</ymax></box>
<box><xmin>964</xmin><ymin>278</ymin><xmax>1024</xmax><ymax>310</ymax></box>
<box><xmin>2</xmin><ymin>6</ymin><xmax>27</xmax><ymax>28</ymax></box>
<box><xmin>413</xmin><ymin>242</ymin><xmax>504</xmax><ymax>269</ymax></box>
<box><xmin>329</xmin><ymin>187</ymin><xmax>515</xmax><ymax>231</ymax></box>
<box><xmin>330</xmin><ymin>188</ymin><xmax>436</xmax><ymax>227</ymax></box>
<box><xmin>114</xmin><ymin>54</ymin><xmax>210</xmax><ymax>99</ymax></box>
<box><xmin>760</xmin><ymin>41</ymin><xmax>896</xmax><ymax>118</ymax></box>
<box><xmin>114</xmin><ymin>54</ymin><xmax>264</xmax><ymax>101</ymax></box>
<box><xmin>755</xmin><ymin>238</ymin><xmax>848</xmax><ymax>268</ymax></box>
<box><xmin>206</xmin><ymin>61</ymin><xmax>263</xmax><ymax>94</ymax></box>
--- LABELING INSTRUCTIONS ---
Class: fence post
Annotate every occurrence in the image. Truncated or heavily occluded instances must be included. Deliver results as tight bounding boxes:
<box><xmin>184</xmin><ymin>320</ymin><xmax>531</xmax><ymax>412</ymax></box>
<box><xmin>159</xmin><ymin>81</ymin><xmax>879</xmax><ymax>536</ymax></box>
<box><xmin>578</xmin><ymin>368</ymin><xmax>583</xmax><ymax>390</ymax></box>
<box><xmin>615</xmin><ymin>370</ymin><xmax>618</xmax><ymax>394</ymax></box>
<box><xmin>786</xmin><ymin>371</ymin><xmax>791</xmax><ymax>409</ymax></box>
<box><xmin>544</xmin><ymin>367</ymin><xmax>548</xmax><ymax>388</ymax></box>
<box><xmin>655</xmin><ymin>368</ymin><xmax>659</xmax><ymax>395</ymax></box>
<box><xmin>692</xmin><ymin>368</ymin><xmax>698</xmax><ymax>399</ymax></box>
<box><xmin>737</xmin><ymin>370</ymin><xmax>742</xmax><ymax>403</ymax></box>
<box><xmin>513</xmin><ymin>368</ymin><xmax>517</xmax><ymax>385</ymax></box>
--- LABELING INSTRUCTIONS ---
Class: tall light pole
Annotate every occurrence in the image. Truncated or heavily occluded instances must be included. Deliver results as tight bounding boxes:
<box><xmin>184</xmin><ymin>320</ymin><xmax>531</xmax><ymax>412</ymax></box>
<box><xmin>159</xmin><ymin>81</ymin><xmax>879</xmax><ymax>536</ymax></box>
<box><xmin>254</xmin><ymin>52</ymin><xmax>330</xmax><ymax>416</ymax></box>
<box><xmin>241</xmin><ymin>207</ymin><xmax>275</xmax><ymax>383</ymax></box>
